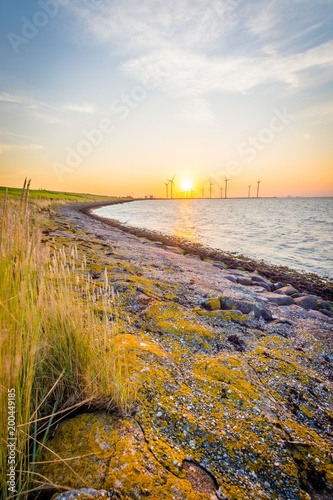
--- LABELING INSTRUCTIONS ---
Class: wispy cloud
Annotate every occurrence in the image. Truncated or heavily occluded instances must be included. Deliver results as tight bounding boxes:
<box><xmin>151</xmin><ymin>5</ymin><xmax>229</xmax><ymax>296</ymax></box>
<box><xmin>0</xmin><ymin>144</ymin><xmax>44</xmax><ymax>155</ymax></box>
<box><xmin>123</xmin><ymin>41</ymin><xmax>333</xmax><ymax>96</ymax></box>
<box><xmin>0</xmin><ymin>90</ymin><xmax>95</xmax><ymax>124</ymax></box>
<box><xmin>65</xmin><ymin>0</ymin><xmax>333</xmax><ymax>125</ymax></box>
<box><xmin>63</xmin><ymin>103</ymin><xmax>95</xmax><ymax>113</ymax></box>
<box><xmin>0</xmin><ymin>93</ymin><xmax>25</xmax><ymax>104</ymax></box>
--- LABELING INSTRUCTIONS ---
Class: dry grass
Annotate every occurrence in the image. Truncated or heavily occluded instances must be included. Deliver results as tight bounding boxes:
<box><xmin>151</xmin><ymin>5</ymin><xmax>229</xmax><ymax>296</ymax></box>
<box><xmin>0</xmin><ymin>183</ymin><xmax>134</xmax><ymax>498</ymax></box>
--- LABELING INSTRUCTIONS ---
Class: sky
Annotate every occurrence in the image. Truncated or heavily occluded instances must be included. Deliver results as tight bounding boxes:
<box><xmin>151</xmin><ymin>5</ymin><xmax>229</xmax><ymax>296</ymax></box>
<box><xmin>0</xmin><ymin>0</ymin><xmax>332</xmax><ymax>198</ymax></box>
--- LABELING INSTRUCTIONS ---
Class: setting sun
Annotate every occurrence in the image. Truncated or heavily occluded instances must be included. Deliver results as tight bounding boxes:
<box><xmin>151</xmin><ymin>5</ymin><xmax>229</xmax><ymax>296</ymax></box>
<box><xmin>181</xmin><ymin>180</ymin><xmax>193</xmax><ymax>192</ymax></box>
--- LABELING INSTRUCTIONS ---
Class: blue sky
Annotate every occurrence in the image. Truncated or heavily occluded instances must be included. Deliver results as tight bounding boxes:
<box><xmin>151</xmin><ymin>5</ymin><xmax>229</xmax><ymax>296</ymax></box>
<box><xmin>0</xmin><ymin>0</ymin><xmax>332</xmax><ymax>197</ymax></box>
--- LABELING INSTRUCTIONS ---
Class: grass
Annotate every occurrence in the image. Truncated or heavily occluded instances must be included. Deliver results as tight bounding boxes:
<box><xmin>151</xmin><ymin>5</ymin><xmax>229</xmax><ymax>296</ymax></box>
<box><xmin>0</xmin><ymin>185</ymin><xmax>122</xmax><ymax>203</ymax></box>
<box><xmin>0</xmin><ymin>182</ymin><xmax>134</xmax><ymax>498</ymax></box>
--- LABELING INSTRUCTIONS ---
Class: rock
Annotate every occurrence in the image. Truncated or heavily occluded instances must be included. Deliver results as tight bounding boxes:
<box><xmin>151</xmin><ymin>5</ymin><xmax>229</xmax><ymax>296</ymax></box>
<box><xmin>279</xmin><ymin>285</ymin><xmax>298</xmax><ymax>296</ymax></box>
<box><xmin>38</xmin><ymin>413</ymin><xmax>206</xmax><ymax>499</ymax></box>
<box><xmin>137</xmin><ymin>293</ymin><xmax>153</xmax><ymax>311</ymax></box>
<box><xmin>185</xmin><ymin>254</ymin><xmax>201</xmax><ymax>260</ymax></box>
<box><xmin>261</xmin><ymin>293</ymin><xmax>294</xmax><ymax>306</ymax></box>
<box><xmin>224</xmin><ymin>276</ymin><xmax>237</xmax><ymax>284</ymax></box>
<box><xmin>274</xmin><ymin>289</ymin><xmax>287</xmax><ymax>295</ymax></box>
<box><xmin>273</xmin><ymin>282</ymin><xmax>285</xmax><ymax>290</ymax></box>
<box><xmin>317</xmin><ymin>299</ymin><xmax>332</xmax><ymax>311</ymax></box>
<box><xmin>200</xmin><ymin>298</ymin><xmax>221</xmax><ymax>310</ymax></box>
<box><xmin>236</xmin><ymin>277</ymin><xmax>252</xmax><ymax>286</ymax></box>
<box><xmin>52</xmin><ymin>489</ymin><xmax>109</xmax><ymax>500</ymax></box>
<box><xmin>294</xmin><ymin>296</ymin><xmax>318</xmax><ymax>311</ymax></box>
<box><xmin>250</xmin><ymin>276</ymin><xmax>273</xmax><ymax>291</ymax></box>
<box><xmin>213</xmin><ymin>261</ymin><xmax>228</xmax><ymax>269</ymax></box>
<box><xmin>320</xmin><ymin>309</ymin><xmax>333</xmax><ymax>318</ymax></box>
<box><xmin>166</xmin><ymin>246</ymin><xmax>183</xmax><ymax>255</ymax></box>
<box><xmin>220</xmin><ymin>296</ymin><xmax>273</xmax><ymax>321</ymax></box>
<box><xmin>251</xmin><ymin>285</ymin><xmax>268</xmax><ymax>293</ymax></box>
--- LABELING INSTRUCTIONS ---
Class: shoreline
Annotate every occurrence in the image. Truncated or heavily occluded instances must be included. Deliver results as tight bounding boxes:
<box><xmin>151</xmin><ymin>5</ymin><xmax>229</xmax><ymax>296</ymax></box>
<box><xmin>37</xmin><ymin>199</ymin><xmax>333</xmax><ymax>499</ymax></box>
<box><xmin>79</xmin><ymin>201</ymin><xmax>333</xmax><ymax>301</ymax></box>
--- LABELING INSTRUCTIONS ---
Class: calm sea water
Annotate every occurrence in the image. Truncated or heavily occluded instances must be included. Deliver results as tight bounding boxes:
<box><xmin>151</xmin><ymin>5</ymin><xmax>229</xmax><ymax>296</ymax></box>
<box><xmin>94</xmin><ymin>198</ymin><xmax>333</xmax><ymax>279</ymax></box>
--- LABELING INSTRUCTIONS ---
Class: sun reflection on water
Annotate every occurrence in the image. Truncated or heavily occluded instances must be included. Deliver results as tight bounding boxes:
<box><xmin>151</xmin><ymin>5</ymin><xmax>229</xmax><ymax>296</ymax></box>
<box><xmin>172</xmin><ymin>200</ymin><xmax>198</xmax><ymax>240</ymax></box>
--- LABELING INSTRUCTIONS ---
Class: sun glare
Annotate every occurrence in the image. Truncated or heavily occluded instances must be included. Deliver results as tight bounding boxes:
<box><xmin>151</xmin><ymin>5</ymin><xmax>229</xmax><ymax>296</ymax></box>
<box><xmin>181</xmin><ymin>180</ymin><xmax>193</xmax><ymax>192</ymax></box>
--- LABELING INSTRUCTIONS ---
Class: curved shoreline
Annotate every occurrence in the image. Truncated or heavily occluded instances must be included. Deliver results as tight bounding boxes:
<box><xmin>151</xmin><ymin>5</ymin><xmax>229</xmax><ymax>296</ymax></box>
<box><xmin>79</xmin><ymin>201</ymin><xmax>333</xmax><ymax>301</ymax></box>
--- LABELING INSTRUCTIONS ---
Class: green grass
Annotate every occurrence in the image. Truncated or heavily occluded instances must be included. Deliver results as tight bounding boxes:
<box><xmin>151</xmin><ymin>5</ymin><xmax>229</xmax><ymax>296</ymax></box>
<box><xmin>0</xmin><ymin>185</ymin><xmax>121</xmax><ymax>202</ymax></box>
<box><xmin>0</xmin><ymin>183</ymin><xmax>134</xmax><ymax>498</ymax></box>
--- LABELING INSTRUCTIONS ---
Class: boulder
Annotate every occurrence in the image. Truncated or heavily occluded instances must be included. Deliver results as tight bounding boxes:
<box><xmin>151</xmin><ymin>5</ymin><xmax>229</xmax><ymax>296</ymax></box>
<box><xmin>294</xmin><ymin>296</ymin><xmax>319</xmax><ymax>311</ymax></box>
<box><xmin>317</xmin><ymin>299</ymin><xmax>332</xmax><ymax>311</ymax></box>
<box><xmin>220</xmin><ymin>296</ymin><xmax>273</xmax><ymax>321</ymax></box>
<box><xmin>261</xmin><ymin>293</ymin><xmax>294</xmax><ymax>306</ymax></box>
<box><xmin>279</xmin><ymin>285</ymin><xmax>298</xmax><ymax>296</ymax></box>
<box><xmin>273</xmin><ymin>282</ymin><xmax>285</xmax><ymax>291</ymax></box>
<box><xmin>236</xmin><ymin>277</ymin><xmax>252</xmax><ymax>286</ymax></box>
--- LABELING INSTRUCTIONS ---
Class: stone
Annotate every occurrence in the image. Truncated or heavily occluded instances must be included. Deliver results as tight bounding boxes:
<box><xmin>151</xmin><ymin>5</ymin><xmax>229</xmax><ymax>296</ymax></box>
<box><xmin>220</xmin><ymin>296</ymin><xmax>273</xmax><ymax>321</ymax></box>
<box><xmin>279</xmin><ymin>285</ymin><xmax>298</xmax><ymax>296</ymax></box>
<box><xmin>224</xmin><ymin>276</ymin><xmax>237</xmax><ymax>284</ymax></box>
<box><xmin>317</xmin><ymin>299</ymin><xmax>332</xmax><ymax>311</ymax></box>
<box><xmin>200</xmin><ymin>298</ymin><xmax>221</xmax><ymax>310</ymax></box>
<box><xmin>273</xmin><ymin>282</ymin><xmax>285</xmax><ymax>290</ymax></box>
<box><xmin>251</xmin><ymin>276</ymin><xmax>272</xmax><ymax>287</ymax></box>
<box><xmin>261</xmin><ymin>293</ymin><xmax>294</xmax><ymax>306</ymax></box>
<box><xmin>320</xmin><ymin>309</ymin><xmax>333</xmax><ymax>318</ymax></box>
<box><xmin>294</xmin><ymin>296</ymin><xmax>318</xmax><ymax>311</ymax></box>
<box><xmin>213</xmin><ymin>261</ymin><xmax>228</xmax><ymax>269</ymax></box>
<box><xmin>236</xmin><ymin>277</ymin><xmax>252</xmax><ymax>286</ymax></box>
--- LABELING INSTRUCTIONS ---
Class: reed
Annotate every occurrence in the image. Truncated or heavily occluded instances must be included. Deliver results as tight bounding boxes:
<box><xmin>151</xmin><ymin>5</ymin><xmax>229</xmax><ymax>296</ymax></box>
<box><xmin>0</xmin><ymin>183</ymin><xmax>134</xmax><ymax>498</ymax></box>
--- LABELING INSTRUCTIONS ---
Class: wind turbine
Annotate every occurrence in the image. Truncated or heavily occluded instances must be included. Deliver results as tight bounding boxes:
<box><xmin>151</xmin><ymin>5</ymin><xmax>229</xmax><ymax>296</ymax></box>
<box><xmin>209</xmin><ymin>178</ymin><xmax>214</xmax><ymax>199</ymax></box>
<box><xmin>257</xmin><ymin>179</ymin><xmax>261</xmax><ymax>198</ymax></box>
<box><xmin>248</xmin><ymin>185</ymin><xmax>251</xmax><ymax>198</ymax></box>
<box><xmin>220</xmin><ymin>185</ymin><xmax>223</xmax><ymax>198</ymax></box>
<box><xmin>224</xmin><ymin>176</ymin><xmax>230</xmax><ymax>199</ymax></box>
<box><xmin>163</xmin><ymin>181</ymin><xmax>170</xmax><ymax>199</ymax></box>
<box><xmin>167</xmin><ymin>175</ymin><xmax>175</xmax><ymax>199</ymax></box>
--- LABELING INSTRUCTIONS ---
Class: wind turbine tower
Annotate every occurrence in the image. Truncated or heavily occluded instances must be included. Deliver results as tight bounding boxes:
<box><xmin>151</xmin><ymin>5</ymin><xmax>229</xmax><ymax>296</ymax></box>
<box><xmin>224</xmin><ymin>176</ymin><xmax>230</xmax><ymax>199</ymax></box>
<box><xmin>167</xmin><ymin>175</ymin><xmax>175</xmax><ymax>199</ymax></box>
<box><xmin>248</xmin><ymin>185</ymin><xmax>251</xmax><ymax>198</ymax></box>
<box><xmin>220</xmin><ymin>186</ymin><xmax>223</xmax><ymax>198</ymax></box>
<box><xmin>257</xmin><ymin>179</ymin><xmax>261</xmax><ymax>198</ymax></box>
<box><xmin>209</xmin><ymin>179</ymin><xmax>213</xmax><ymax>199</ymax></box>
<box><xmin>163</xmin><ymin>181</ymin><xmax>170</xmax><ymax>199</ymax></box>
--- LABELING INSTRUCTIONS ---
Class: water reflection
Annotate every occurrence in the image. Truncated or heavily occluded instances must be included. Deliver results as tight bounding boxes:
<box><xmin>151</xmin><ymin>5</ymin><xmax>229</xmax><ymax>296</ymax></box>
<box><xmin>172</xmin><ymin>200</ymin><xmax>198</xmax><ymax>240</ymax></box>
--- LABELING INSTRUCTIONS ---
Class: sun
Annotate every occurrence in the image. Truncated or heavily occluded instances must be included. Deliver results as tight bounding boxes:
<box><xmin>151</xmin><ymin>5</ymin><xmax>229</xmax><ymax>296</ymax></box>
<box><xmin>181</xmin><ymin>180</ymin><xmax>193</xmax><ymax>192</ymax></box>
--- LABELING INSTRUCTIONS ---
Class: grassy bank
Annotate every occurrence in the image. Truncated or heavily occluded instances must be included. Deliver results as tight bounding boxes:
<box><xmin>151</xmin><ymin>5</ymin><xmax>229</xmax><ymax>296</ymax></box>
<box><xmin>0</xmin><ymin>184</ymin><xmax>134</xmax><ymax>498</ymax></box>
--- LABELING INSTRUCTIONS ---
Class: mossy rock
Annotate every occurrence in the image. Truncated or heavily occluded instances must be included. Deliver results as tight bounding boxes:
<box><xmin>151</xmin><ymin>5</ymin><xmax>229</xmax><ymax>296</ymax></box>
<box><xmin>38</xmin><ymin>413</ymin><xmax>216</xmax><ymax>500</ymax></box>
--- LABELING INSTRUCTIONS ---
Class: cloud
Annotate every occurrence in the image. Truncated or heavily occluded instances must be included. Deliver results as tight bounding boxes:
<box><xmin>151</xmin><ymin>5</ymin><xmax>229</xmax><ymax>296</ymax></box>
<box><xmin>63</xmin><ymin>103</ymin><xmax>95</xmax><ymax>113</ymax></box>
<box><xmin>0</xmin><ymin>93</ymin><xmax>25</xmax><ymax>104</ymax></box>
<box><xmin>67</xmin><ymin>0</ymin><xmax>236</xmax><ymax>52</ymax></box>
<box><xmin>0</xmin><ymin>144</ymin><xmax>44</xmax><ymax>155</ymax></box>
<box><xmin>123</xmin><ymin>40</ymin><xmax>333</xmax><ymax>97</ymax></box>
<box><xmin>67</xmin><ymin>0</ymin><xmax>333</xmax><ymax>97</ymax></box>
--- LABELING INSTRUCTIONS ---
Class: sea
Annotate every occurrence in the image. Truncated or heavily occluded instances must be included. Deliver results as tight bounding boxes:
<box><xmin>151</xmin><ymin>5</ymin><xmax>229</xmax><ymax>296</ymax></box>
<box><xmin>93</xmin><ymin>198</ymin><xmax>333</xmax><ymax>280</ymax></box>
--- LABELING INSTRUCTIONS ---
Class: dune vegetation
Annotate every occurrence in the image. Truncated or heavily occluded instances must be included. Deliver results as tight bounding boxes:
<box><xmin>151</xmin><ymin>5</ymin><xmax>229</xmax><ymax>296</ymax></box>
<box><xmin>0</xmin><ymin>182</ymin><xmax>134</xmax><ymax>498</ymax></box>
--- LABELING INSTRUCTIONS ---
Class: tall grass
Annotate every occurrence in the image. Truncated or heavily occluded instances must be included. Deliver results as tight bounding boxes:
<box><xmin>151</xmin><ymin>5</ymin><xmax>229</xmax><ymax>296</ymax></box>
<box><xmin>0</xmin><ymin>183</ymin><xmax>134</xmax><ymax>498</ymax></box>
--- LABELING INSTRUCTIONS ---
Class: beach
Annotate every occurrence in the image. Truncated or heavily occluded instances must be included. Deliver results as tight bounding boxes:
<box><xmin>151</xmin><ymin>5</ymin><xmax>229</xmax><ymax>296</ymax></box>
<box><xmin>37</xmin><ymin>201</ymin><xmax>333</xmax><ymax>500</ymax></box>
